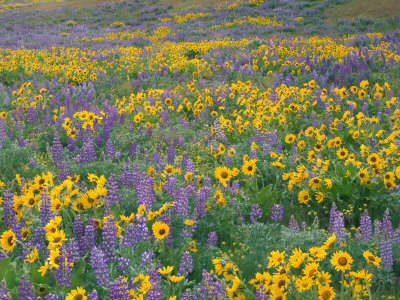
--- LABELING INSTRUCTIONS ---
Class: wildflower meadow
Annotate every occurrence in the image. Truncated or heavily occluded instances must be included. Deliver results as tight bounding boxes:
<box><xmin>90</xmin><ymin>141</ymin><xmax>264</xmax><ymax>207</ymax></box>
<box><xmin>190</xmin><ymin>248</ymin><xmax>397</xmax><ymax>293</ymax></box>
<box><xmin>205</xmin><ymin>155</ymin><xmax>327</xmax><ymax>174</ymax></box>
<box><xmin>0</xmin><ymin>0</ymin><xmax>400</xmax><ymax>299</ymax></box>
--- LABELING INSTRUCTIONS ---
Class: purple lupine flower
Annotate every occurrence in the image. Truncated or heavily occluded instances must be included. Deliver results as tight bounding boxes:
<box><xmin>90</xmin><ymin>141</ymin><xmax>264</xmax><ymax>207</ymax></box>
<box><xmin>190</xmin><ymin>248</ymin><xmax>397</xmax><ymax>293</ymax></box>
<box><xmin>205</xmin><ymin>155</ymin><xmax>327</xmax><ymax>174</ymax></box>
<box><xmin>250</xmin><ymin>204</ymin><xmax>262</xmax><ymax>224</ymax></box>
<box><xmin>195</xmin><ymin>186</ymin><xmax>210</xmax><ymax>218</ymax></box>
<box><xmin>380</xmin><ymin>239</ymin><xmax>393</xmax><ymax>268</ymax></box>
<box><xmin>73</xmin><ymin>216</ymin><xmax>84</xmax><ymax>240</ymax></box>
<box><xmin>250</xmin><ymin>149</ymin><xmax>257</xmax><ymax>159</ymax></box>
<box><xmin>82</xmin><ymin>135</ymin><xmax>97</xmax><ymax>163</ymax></box>
<box><xmin>123</xmin><ymin>215</ymin><xmax>149</xmax><ymax>248</ymax></box>
<box><xmin>129</xmin><ymin>141</ymin><xmax>138</xmax><ymax>156</ymax></box>
<box><xmin>146</xmin><ymin>280</ymin><xmax>163</xmax><ymax>299</ymax></box>
<box><xmin>102</xmin><ymin>216</ymin><xmax>117</xmax><ymax>261</ymax></box>
<box><xmin>140</xmin><ymin>251</ymin><xmax>155</xmax><ymax>268</ymax></box>
<box><xmin>329</xmin><ymin>203</ymin><xmax>346</xmax><ymax>243</ymax></box>
<box><xmin>83</xmin><ymin>224</ymin><xmax>96</xmax><ymax>252</ymax></box>
<box><xmin>73</xmin><ymin>216</ymin><xmax>85</xmax><ymax>252</ymax></box>
<box><xmin>288</xmin><ymin>215</ymin><xmax>300</xmax><ymax>232</ymax></box>
<box><xmin>381</xmin><ymin>209</ymin><xmax>395</xmax><ymax>240</ymax></box>
<box><xmin>55</xmin><ymin>247</ymin><xmax>72</xmax><ymax>288</ymax></box>
<box><xmin>231</xmin><ymin>181</ymin><xmax>241</xmax><ymax>196</ymax></box>
<box><xmin>91</xmin><ymin>246</ymin><xmax>110</xmax><ymax>288</ymax></box>
<box><xmin>181</xmin><ymin>289</ymin><xmax>196</xmax><ymax>300</ymax></box>
<box><xmin>146</xmin><ymin>126</ymin><xmax>153</xmax><ymax>138</ymax></box>
<box><xmin>18</xmin><ymin>137</ymin><xmax>26</xmax><ymax>148</ymax></box>
<box><xmin>56</xmin><ymin>160</ymin><xmax>71</xmax><ymax>182</ymax></box>
<box><xmin>181</xmin><ymin>153</ymin><xmax>189</xmax><ymax>169</ymax></box>
<box><xmin>369</xmin><ymin>137</ymin><xmax>377</xmax><ymax>148</ymax></box>
<box><xmin>186</xmin><ymin>159</ymin><xmax>195</xmax><ymax>174</ymax></box>
<box><xmin>105</xmin><ymin>139</ymin><xmax>115</xmax><ymax>160</ymax></box>
<box><xmin>0</xmin><ymin>280</ymin><xmax>11</xmax><ymax>299</ymax></box>
<box><xmin>255</xmin><ymin>285</ymin><xmax>269</xmax><ymax>300</ymax></box>
<box><xmin>135</xmin><ymin>176</ymin><xmax>155</xmax><ymax>210</ymax></box>
<box><xmin>29</xmin><ymin>159</ymin><xmax>37</xmax><ymax>169</ymax></box>
<box><xmin>67</xmin><ymin>136</ymin><xmax>76</xmax><ymax>152</ymax></box>
<box><xmin>271</xmin><ymin>203</ymin><xmax>283</xmax><ymax>222</ymax></box>
<box><xmin>206</xmin><ymin>231</ymin><xmax>218</xmax><ymax>247</ymax></box>
<box><xmin>173</xmin><ymin>188</ymin><xmax>189</xmax><ymax>217</ymax></box>
<box><xmin>18</xmin><ymin>275</ymin><xmax>36</xmax><ymax>300</ymax></box>
<box><xmin>167</xmin><ymin>144</ymin><xmax>175</xmax><ymax>164</ymax></box>
<box><xmin>377</xmin><ymin>209</ymin><xmax>395</xmax><ymax>268</ymax></box>
<box><xmin>87</xmin><ymin>290</ymin><xmax>99</xmax><ymax>300</ymax></box>
<box><xmin>40</xmin><ymin>191</ymin><xmax>53</xmax><ymax>227</ymax></box>
<box><xmin>362</xmin><ymin>101</ymin><xmax>369</xmax><ymax>117</ymax></box>
<box><xmin>27</xmin><ymin>107</ymin><xmax>37</xmax><ymax>124</ymax></box>
<box><xmin>2</xmin><ymin>189</ymin><xmax>15</xmax><ymax>228</ymax></box>
<box><xmin>117</xmin><ymin>257</ymin><xmax>131</xmax><ymax>275</ymax></box>
<box><xmin>105</xmin><ymin>174</ymin><xmax>120</xmax><ymax>206</ymax></box>
<box><xmin>0</xmin><ymin>117</ymin><xmax>7</xmax><ymax>141</ymax></box>
<box><xmin>179</xmin><ymin>252</ymin><xmax>193</xmax><ymax>276</ymax></box>
<box><xmin>360</xmin><ymin>209</ymin><xmax>372</xmax><ymax>241</ymax></box>
<box><xmin>198</xmin><ymin>270</ymin><xmax>226</xmax><ymax>299</ymax></box>
<box><xmin>95</xmin><ymin>134</ymin><xmax>103</xmax><ymax>147</ymax></box>
<box><xmin>119</xmin><ymin>113</ymin><xmax>125</xmax><ymax>125</ymax></box>
<box><xmin>109</xmin><ymin>277</ymin><xmax>130</xmax><ymax>300</ymax></box>
<box><xmin>65</xmin><ymin>239</ymin><xmax>81</xmax><ymax>263</ymax></box>
<box><xmin>44</xmin><ymin>294</ymin><xmax>60</xmax><ymax>300</ymax></box>
<box><xmin>32</xmin><ymin>226</ymin><xmax>46</xmax><ymax>251</ymax></box>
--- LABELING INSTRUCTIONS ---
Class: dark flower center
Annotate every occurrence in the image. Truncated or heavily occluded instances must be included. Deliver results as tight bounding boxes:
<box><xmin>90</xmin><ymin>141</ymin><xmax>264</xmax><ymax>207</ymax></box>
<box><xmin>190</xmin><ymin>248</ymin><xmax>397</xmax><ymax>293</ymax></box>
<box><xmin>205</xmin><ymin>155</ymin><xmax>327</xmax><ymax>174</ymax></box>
<box><xmin>322</xmin><ymin>291</ymin><xmax>332</xmax><ymax>300</ymax></box>
<box><xmin>338</xmin><ymin>257</ymin><xmax>347</xmax><ymax>266</ymax></box>
<box><xmin>159</xmin><ymin>229</ymin><xmax>166</xmax><ymax>235</ymax></box>
<box><xmin>73</xmin><ymin>294</ymin><xmax>83</xmax><ymax>300</ymax></box>
<box><xmin>278</xmin><ymin>280</ymin><xmax>286</xmax><ymax>288</ymax></box>
<box><xmin>7</xmin><ymin>236</ymin><xmax>14</xmax><ymax>246</ymax></box>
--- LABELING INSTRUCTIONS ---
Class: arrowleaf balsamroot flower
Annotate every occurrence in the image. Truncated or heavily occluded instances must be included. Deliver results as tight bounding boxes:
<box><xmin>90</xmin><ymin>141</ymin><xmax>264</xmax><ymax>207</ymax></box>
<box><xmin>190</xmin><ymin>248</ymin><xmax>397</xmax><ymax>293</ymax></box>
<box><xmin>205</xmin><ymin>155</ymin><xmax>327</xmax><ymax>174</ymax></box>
<box><xmin>331</xmin><ymin>250</ymin><xmax>353</xmax><ymax>272</ymax></box>
<box><xmin>158</xmin><ymin>266</ymin><xmax>174</xmax><ymax>275</ymax></box>
<box><xmin>214</xmin><ymin>166</ymin><xmax>232</xmax><ymax>186</ymax></box>
<box><xmin>152</xmin><ymin>221</ymin><xmax>169</xmax><ymax>240</ymax></box>
<box><xmin>66</xmin><ymin>287</ymin><xmax>87</xmax><ymax>300</ymax></box>
<box><xmin>242</xmin><ymin>159</ymin><xmax>257</xmax><ymax>176</ymax></box>
<box><xmin>363</xmin><ymin>250</ymin><xmax>381</xmax><ymax>268</ymax></box>
<box><xmin>1</xmin><ymin>230</ymin><xmax>16</xmax><ymax>252</ymax></box>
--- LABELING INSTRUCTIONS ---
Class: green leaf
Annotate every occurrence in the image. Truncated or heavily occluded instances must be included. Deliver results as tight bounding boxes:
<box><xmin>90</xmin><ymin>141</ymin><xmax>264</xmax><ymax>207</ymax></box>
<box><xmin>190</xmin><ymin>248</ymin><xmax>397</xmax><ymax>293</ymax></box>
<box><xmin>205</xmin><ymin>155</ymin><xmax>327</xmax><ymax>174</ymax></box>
<box><xmin>74</xmin><ymin>258</ymin><xmax>86</xmax><ymax>275</ymax></box>
<box><xmin>23</xmin><ymin>262</ymin><xmax>31</xmax><ymax>274</ymax></box>
<box><xmin>110</xmin><ymin>204</ymin><xmax>121</xmax><ymax>218</ymax></box>
<box><xmin>94</xmin><ymin>207</ymin><xmax>104</xmax><ymax>219</ymax></box>
<box><xmin>5</xmin><ymin>270</ymin><xmax>16</xmax><ymax>289</ymax></box>
<box><xmin>31</xmin><ymin>267</ymin><xmax>47</xmax><ymax>285</ymax></box>
<box><xmin>0</xmin><ymin>258</ymin><xmax>11</xmax><ymax>280</ymax></box>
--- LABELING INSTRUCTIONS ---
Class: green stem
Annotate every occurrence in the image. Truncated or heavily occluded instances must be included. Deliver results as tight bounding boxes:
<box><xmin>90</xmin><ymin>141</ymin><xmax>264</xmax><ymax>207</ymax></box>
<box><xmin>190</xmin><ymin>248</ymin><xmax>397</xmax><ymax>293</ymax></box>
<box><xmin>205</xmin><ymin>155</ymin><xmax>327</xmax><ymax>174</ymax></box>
<box><xmin>340</xmin><ymin>271</ymin><xmax>344</xmax><ymax>300</ymax></box>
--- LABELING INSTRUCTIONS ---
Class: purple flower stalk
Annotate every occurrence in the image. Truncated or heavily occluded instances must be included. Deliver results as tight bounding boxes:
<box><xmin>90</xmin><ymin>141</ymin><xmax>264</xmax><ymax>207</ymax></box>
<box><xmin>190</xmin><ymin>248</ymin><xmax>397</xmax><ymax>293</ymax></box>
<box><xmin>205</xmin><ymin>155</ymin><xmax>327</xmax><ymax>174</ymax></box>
<box><xmin>270</xmin><ymin>203</ymin><xmax>283</xmax><ymax>222</ymax></box>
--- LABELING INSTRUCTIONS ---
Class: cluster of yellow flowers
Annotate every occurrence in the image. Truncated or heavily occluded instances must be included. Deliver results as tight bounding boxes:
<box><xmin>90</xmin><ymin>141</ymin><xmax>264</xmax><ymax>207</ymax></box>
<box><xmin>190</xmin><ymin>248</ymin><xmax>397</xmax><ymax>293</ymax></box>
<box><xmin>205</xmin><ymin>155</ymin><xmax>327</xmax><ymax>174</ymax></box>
<box><xmin>208</xmin><ymin>234</ymin><xmax>381</xmax><ymax>299</ymax></box>
<box><xmin>173</xmin><ymin>12</ymin><xmax>210</xmax><ymax>24</ymax></box>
